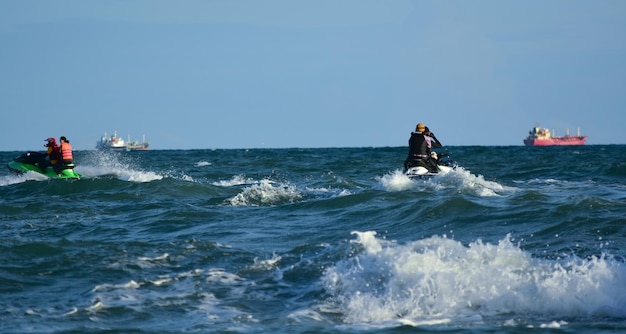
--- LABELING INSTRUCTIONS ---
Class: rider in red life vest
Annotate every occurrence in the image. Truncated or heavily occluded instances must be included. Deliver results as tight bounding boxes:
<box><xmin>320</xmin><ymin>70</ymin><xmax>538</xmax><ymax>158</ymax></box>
<box><xmin>42</xmin><ymin>137</ymin><xmax>61</xmax><ymax>172</ymax></box>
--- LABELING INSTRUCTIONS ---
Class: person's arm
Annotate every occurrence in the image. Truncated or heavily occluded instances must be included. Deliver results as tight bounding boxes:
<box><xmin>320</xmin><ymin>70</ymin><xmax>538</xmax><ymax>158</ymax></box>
<box><xmin>428</xmin><ymin>132</ymin><xmax>443</xmax><ymax>148</ymax></box>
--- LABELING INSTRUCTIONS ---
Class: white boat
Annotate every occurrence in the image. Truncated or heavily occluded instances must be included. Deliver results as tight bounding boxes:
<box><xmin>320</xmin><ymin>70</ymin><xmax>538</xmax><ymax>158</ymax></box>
<box><xmin>96</xmin><ymin>131</ymin><xmax>126</xmax><ymax>151</ymax></box>
<box><xmin>96</xmin><ymin>132</ymin><xmax>150</xmax><ymax>151</ymax></box>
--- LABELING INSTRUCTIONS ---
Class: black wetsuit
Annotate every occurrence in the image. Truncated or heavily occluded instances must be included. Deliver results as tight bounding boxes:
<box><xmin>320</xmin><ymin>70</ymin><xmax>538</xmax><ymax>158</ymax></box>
<box><xmin>404</xmin><ymin>132</ymin><xmax>442</xmax><ymax>172</ymax></box>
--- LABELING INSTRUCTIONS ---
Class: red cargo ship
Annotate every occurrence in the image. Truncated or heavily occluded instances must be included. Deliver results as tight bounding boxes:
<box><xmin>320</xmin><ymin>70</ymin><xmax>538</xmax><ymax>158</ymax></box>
<box><xmin>523</xmin><ymin>125</ymin><xmax>587</xmax><ymax>146</ymax></box>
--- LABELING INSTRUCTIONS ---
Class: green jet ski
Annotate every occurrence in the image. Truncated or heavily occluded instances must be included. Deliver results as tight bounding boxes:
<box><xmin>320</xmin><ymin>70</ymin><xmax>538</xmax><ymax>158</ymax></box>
<box><xmin>7</xmin><ymin>151</ymin><xmax>81</xmax><ymax>179</ymax></box>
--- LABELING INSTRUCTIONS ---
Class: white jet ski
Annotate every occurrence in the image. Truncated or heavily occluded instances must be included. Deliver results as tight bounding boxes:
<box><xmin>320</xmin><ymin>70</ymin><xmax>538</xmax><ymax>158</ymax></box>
<box><xmin>404</xmin><ymin>152</ymin><xmax>455</xmax><ymax>179</ymax></box>
<box><xmin>405</xmin><ymin>164</ymin><xmax>453</xmax><ymax>178</ymax></box>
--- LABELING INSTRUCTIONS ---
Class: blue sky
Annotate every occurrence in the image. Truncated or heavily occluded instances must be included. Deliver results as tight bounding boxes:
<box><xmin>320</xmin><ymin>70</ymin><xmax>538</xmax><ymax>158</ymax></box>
<box><xmin>1</xmin><ymin>0</ymin><xmax>625</xmax><ymax>150</ymax></box>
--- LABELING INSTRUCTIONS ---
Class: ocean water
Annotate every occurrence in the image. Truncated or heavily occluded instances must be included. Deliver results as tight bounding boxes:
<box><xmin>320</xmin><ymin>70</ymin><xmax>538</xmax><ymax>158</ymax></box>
<box><xmin>1</xmin><ymin>145</ymin><xmax>625</xmax><ymax>333</ymax></box>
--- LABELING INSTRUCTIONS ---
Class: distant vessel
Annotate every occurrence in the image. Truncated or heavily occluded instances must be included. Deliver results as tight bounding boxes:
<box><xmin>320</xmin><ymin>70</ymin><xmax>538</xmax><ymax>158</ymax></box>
<box><xmin>126</xmin><ymin>134</ymin><xmax>150</xmax><ymax>151</ymax></box>
<box><xmin>523</xmin><ymin>124</ymin><xmax>587</xmax><ymax>146</ymax></box>
<box><xmin>96</xmin><ymin>132</ymin><xmax>150</xmax><ymax>151</ymax></box>
<box><xmin>96</xmin><ymin>131</ymin><xmax>126</xmax><ymax>151</ymax></box>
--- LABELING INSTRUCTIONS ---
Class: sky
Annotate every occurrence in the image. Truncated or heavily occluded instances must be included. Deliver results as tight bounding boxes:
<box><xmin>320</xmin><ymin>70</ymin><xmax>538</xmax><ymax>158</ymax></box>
<box><xmin>1</xmin><ymin>0</ymin><xmax>625</xmax><ymax>151</ymax></box>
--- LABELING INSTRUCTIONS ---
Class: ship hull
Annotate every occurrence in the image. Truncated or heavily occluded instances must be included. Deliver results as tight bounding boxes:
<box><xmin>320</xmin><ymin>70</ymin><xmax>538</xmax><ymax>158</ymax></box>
<box><xmin>523</xmin><ymin>136</ymin><xmax>587</xmax><ymax>146</ymax></box>
<box><xmin>96</xmin><ymin>145</ymin><xmax>126</xmax><ymax>151</ymax></box>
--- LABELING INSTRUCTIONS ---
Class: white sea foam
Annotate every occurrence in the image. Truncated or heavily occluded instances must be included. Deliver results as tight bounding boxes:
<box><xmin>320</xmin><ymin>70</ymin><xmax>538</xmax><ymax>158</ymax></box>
<box><xmin>306</xmin><ymin>186</ymin><xmax>352</xmax><ymax>198</ymax></box>
<box><xmin>377</xmin><ymin>170</ymin><xmax>414</xmax><ymax>191</ymax></box>
<box><xmin>151</xmin><ymin>277</ymin><xmax>173</xmax><ymax>286</ymax></box>
<box><xmin>539</xmin><ymin>320</ymin><xmax>568</xmax><ymax>328</ymax></box>
<box><xmin>138</xmin><ymin>253</ymin><xmax>169</xmax><ymax>262</ymax></box>
<box><xmin>87</xmin><ymin>301</ymin><xmax>104</xmax><ymax>312</ymax></box>
<box><xmin>221</xmin><ymin>176</ymin><xmax>350</xmax><ymax>206</ymax></box>
<box><xmin>322</xmin><ymin>231</ymin><xmax>626</xmax><ymax>326</ymax></box>
<box><xmin>446</xmin><ymin>167</ymin><xmax>512</xmax><ymax>196</ymax></box>
<box><xmin>206</xmin><ymin>268</ymin><xmax>245</xmax><ymax>284</ymax></box>
<box><xmin>379</xmin><ymin>167</ymin><xmax>514</xmax><ymax>196</ymax></box>
<box><xmin>286</xmin><ymin>309</ymin><xmax>327</xmax><ymax>323</ymax></box>
<box><xmin>0</xmin><ymin>173</ymin><xmax>38</xmax><ymax>186</ymax></box>
<box><xmin>75</xmin><ymin>151</ymin><xmax>164</xmax><ymax>182</ymax></box>
<box><xmin>213</xmin><ymin>175</ymin><xmax>257</xmax><ymax>187</ymax></box>
<box><xmin>87</xmin><ymin>271</ymin><xmax>241</xmax><ymax>320</ymax></box>
<box><xmin>195</xmin><ymin>161</ymin><xmax>212</xmax><ymax>167</ymax></box>
<box><xmin>2</xmin><ymin>165</ymin><xmax>162</xmax><ymax>183</ymax></box>
<box><xmin>93</xmin><ymin>280</ymin><xmax>141</xmax><ymax>292</ymax></box>
<box><xmin>248</xmin><ymin>254</ymin><xmax>282</xmax><ymax>271</ymax></box>
<box><xmin>64</xmin><ymin>307</ymin><xmax>78</xmax><ymax>316</ymax></box>
<box><xmin>0</xmin><ymin>168</ymin><xmax>59</xmax><ymax>185</ymax></box>
<box><xmin>228</xmin><ymin>179</ymin><xmax>302</xmax><ymax>206</ymax></box>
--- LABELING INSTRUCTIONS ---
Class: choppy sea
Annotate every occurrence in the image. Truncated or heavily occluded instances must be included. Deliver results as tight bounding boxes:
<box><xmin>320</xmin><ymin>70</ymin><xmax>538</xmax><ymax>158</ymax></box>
<box><xmin>1</xmin><ymin>146</ymin><xmax>625</xmax><ymax>333</ymax></box>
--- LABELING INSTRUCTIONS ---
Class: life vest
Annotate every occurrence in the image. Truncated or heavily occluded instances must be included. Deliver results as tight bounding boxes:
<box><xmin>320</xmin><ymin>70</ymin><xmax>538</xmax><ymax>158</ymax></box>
<box><xmin>61</xmin><ymin>142</ymin><xmax>73</xmax><ymax>161</ymax></box>
<box><xmin>47</xmin><ymin>145</ymin><xmax>61</xmax><ymax>164</ymax></box>
<box><xmin>407</xmin><ymin>132</ymin><xmax>429</xmax><ymax>158</ymax></box>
